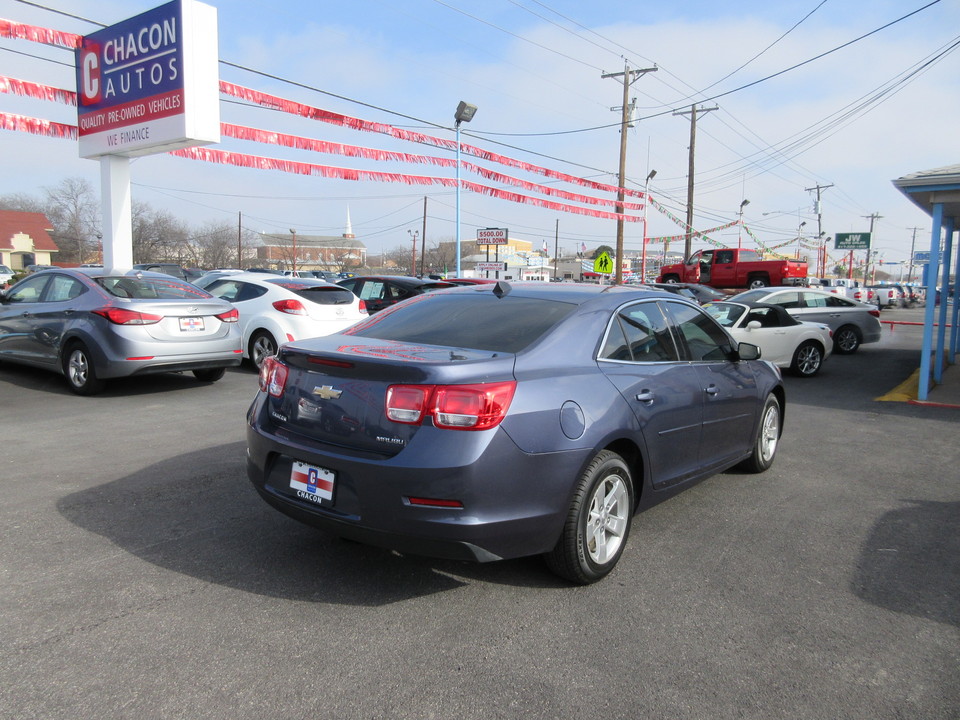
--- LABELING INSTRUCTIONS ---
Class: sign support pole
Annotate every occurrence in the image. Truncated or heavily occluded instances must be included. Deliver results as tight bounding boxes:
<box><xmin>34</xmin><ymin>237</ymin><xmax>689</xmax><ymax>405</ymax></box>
<box><xmin>100</xmin><ymin>155</ymin><xmax>133</xmax><ymax>269</ymax></box>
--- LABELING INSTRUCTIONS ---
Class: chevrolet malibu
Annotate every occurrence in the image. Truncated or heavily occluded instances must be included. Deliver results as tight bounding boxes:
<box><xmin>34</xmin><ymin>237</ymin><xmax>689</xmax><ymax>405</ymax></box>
<box><xmin>246</xmin><ymin>283</ymin><xmax>785</xmax><ymax>583</ymax></box>
<box><xmin>0</xmin><ymin>267</ymin><xmax>242</xmax><ymax>394</ymax></box>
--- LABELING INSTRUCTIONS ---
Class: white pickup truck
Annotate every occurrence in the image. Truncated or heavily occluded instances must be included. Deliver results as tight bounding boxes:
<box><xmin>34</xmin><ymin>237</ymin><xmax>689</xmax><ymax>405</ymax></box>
<box><xmin>814</xmin><ymin>278</ymin><xmax>875</xmax><ymax>304</ymax></box>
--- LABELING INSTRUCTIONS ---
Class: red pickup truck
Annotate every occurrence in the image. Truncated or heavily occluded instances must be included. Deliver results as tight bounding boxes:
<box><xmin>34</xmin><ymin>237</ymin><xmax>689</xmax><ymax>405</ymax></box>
<box><xmin>657</xmin><ymin>248</ymin><xmax>808</xmax><ymax>290</ymax></box>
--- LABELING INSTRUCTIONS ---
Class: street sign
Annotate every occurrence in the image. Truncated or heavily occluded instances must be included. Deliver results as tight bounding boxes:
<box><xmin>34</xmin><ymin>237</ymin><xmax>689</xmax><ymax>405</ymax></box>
<box><xmin>476</xmin><ymin>262</ymin><xmax>506</xmax><ymax>272</ymax></box>
<box><xmin>835</xmin><ymin>232</ymin><xmax>871</xmax><ymax>250</ymax></box>
<box><xmin>476</xmin><ymin>227</ymin><xmax>508</xmax><ymax>245</ymax></box>
<box><xmin>593</xmin><ymin>252</ymin><xmax>614</xmax><ymax>274</ymax></box>
<box><xmin>913</xmin><ymin>251</ymin><xmax>942</xmax><ymax>265</ymax></box>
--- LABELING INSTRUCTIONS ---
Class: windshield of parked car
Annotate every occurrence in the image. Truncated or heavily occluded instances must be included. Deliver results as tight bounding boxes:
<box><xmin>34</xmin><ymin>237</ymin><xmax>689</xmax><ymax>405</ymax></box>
<box><xmin>97</xmin><ymin>276</ymin><xmax>212</xmax><ymax>300</ymax></box>
<box><xmin>343</xmin><ymin>292</ymin><xmax>577</xmax><ymax>353</ymax></box>
<box><xmin>703</xmin><ymin>303</ymin><xmax>746</xmax><ymax>327</ymax></box>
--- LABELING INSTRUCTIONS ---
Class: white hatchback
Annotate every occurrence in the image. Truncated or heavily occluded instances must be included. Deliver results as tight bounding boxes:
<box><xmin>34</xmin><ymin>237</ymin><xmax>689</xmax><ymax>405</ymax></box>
<box><xmin>196</xmin><ymin>272</ymin><xmax>367</xmax><ymax>367</ymax></box>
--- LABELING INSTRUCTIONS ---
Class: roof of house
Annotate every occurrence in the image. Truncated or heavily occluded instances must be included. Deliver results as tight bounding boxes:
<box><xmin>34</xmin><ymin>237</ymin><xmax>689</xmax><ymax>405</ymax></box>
<box><xmin>892</xmin><ymin>163</ymin><xmax>960</xmax><ymax>222</ymax></box>
<box><xmin>0</xmin><ymin>210</ymin><xmax>59</xmax><ymax>252</ymax></box>
<box><xmin>259</xmin><ymin>233</ymin><xmax>367</xmax><ymax>250</ymax></box>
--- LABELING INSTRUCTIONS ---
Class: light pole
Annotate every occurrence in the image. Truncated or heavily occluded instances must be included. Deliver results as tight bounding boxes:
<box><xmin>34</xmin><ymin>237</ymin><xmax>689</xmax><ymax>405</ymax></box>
<box><xmin>408</xmin><ymin>229</ymin><xmax>419</xmax><ymax>276</ymax></box>
<box><xmin>454</xmin><ymin>101</ymin><xmax>477</xmax><ymax>278</ymax></box>
<box><xmin>796</xmin><ymin>221</ymin><xmax>806</xmax><ymax>260</ymax></box>
<box><xmin>289</xmin><ymin>228</ymin><xmax>297</xmax><ymax>273</ymax></box>
<box><xmin>641</xmin><ymin>169</ymin><xmax>656</xmax><ymax>280</ymax></box>
<box><xmin>737</xmin><ymin>199</ymin><xmax>750</xmax><ymax>248</ymax></box>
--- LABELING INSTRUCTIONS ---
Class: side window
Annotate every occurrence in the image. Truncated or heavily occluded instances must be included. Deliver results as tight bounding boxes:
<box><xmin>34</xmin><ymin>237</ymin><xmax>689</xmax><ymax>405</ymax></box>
<box><xmin>768</xmin><ymin>291</ymin><xmax>802</xmax><ymax>309</ymax></box>
<box><xmin>802</xmin><ymin>293</ymin><xmax>828</xmax><ymax>308</ymax></box>
<box><xmin>7</xmin><ymin>274</ymin><xmax>49</xmax><ymax>303</ymax></box>
<box><xmin>205</xmin><ymin>280</ymin><xmax>242</xmax><ymax>302</ymax></box>
<box><xmin>826</xmin><ymin>295</ymin><xmax>853</xmax><ymax>308</ymax></box>
<box><xmin>715</xmin><ymin>250</ymin><xmax>734</xmax><ymax>264</ymax></box>
<box><xmin>358</xmin><ymin>281</ymin><xmax>387</xmax><ymax>301</ymax></box>
<box><xmin>606</xmin><ymin>303</ymin><xmax>678</xmax><ymax>362</ymax></box>
<box><xmin>45</xmin><ymin>275</ymin><xmax>86</xmax><ymax>302</ymax></box>
<box><xmin>235</xmin><ymin>283</ymin><xmax>268</xmax><ymax>302</ymax></box>
<box><xmin>663</xmin><ymin>301</ymin><xmax>732</xmax><ymax>362</ymax></box>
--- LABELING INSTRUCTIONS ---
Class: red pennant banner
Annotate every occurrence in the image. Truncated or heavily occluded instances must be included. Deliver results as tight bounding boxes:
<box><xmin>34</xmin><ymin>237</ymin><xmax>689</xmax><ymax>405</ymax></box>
<box><xmin>0</xmin><ymin>75</ymin><xmax>77</xmax><ymax>105</ymax></box>
<box><xmin>0</xmin><ymin>111</ymin><xmax>77</xmax><ymax>139</ymax></box>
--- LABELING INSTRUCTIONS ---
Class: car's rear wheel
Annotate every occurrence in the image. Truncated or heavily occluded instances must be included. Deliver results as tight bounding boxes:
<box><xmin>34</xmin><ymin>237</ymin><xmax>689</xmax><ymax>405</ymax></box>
<box><xmin>662</xmin><ymin>275</ymin><xmax>680</xmax><ymax>284</ymax></box>
<box><xmin>193</xmin><ymin>367</ymin><xmax>226</xmax><ymax>383</ymax></box>
<box><xmin>62</xmin><ymin>342</ymin><xmax>105</xmax><ymax>396</ymax></box>
<box><xmin>249</xmin><ymin>330</ymin><xmax>277</xmax><ymax>369</ymax></box>
<box><xmin>545</xmin><ymin>450</ymin><xmax>634</xmax><ymax>584</ymax></box>
<box><xmin>790</xmin><ymin>341</ymin><xmax>823</xmax><ymax>377</ymax></box>
<box><xmin>739</xmin><ymin>394</ymin><xmax>780</xmax><ymax>473</ymax></box>
<box><xmin>834</xmin><ymin>325</ymin><xmax>861</xmax><ymax>354</ymax></box>
<box><xmin>747</xmin><ymin>275</ymin><xmax>770</xmax><ymax>289</ymax></box>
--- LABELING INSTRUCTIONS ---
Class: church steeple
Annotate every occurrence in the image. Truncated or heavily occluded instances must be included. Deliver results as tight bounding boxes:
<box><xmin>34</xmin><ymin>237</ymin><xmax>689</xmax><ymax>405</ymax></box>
<box><xmin>344</xmin><ymin>208</ymin><xmax>355</xmax><ymax>239</ymax></box>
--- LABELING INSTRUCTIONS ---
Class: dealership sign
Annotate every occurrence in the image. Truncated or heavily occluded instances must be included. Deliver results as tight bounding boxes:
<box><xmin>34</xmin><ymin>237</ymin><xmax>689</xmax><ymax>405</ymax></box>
<box><xmin>75</xmin><ymin>0</ymin><xmax>220</xmax><ymax>158</ymax></box>
<box><xmin>476</xmin><ymin>227</ymin><xmax>508</xmax><ymax>245</ymax></box>
<box><xmin>834</xmin><ymin>232</ymin><xmax>871</xmax><ymax>250</ymax></box>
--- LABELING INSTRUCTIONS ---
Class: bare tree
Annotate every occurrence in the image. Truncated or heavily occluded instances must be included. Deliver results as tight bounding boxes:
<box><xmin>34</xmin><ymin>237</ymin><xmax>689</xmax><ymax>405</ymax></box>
<box><xmin>132</xmin><ymin>203</ymin><xmax>189</xmax><ymax>264</ymax></box>
<box><xmin>43</xmin><ymin>178</ymin><xmax>100</xmax><ymax>264</ymax></box>
<box><xmin>190</xmin><ymin>222</ymin><xmax>237</xmax><ymax>269</ymax></box>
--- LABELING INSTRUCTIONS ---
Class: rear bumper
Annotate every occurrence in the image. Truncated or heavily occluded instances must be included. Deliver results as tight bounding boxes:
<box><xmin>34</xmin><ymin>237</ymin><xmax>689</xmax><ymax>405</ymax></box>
<box><xmin>245</xmin><ymin>402</ymin><xmax>593</xmax><ymax>562</ymax></box>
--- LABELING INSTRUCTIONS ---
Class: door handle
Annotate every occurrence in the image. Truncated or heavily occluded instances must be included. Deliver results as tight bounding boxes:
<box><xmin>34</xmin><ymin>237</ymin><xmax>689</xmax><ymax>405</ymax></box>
<box><xmin>635</xmin><ymin>390</ymin><xmax>655</xmax><ymax>404</ymax></box>
<box><xmin>705</xmin><ymin>384</ymin><xmax>719</xmax><ymax>396</ymax></box>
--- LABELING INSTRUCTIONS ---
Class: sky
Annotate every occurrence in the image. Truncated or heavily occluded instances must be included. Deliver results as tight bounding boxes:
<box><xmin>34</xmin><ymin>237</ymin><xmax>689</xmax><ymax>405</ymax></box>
<box><xmin>1</xmin><ymin>0</ymin><xmax>959</xmax><ymax>272</ymax></box>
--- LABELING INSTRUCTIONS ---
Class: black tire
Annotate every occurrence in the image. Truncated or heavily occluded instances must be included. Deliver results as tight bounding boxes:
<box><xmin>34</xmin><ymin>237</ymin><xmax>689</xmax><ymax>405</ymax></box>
<box><xmin>249</xmin><ymin>330</ymin><xmax>277</xmax><ymax>369</ymax></box>
<box><xmin>545</xmin><ymin>450</ymin><xmax>634</xmax><ymax>584</ymax></box>
<box><xmin>62</xmin><ymin>342</ymin><xmax>106</xmax><ymax>396</ymax></box>
<box><xmin>662</xmin><ymin>275</ymin><xmax>681</xmax><ymax>284</ymax></box>
<box><xmin>193</xmin><ymin>367</ymin><xmax>226</xmax><ymax>383</ymax></box>
<box><xmin>739</xmin><ymin>394</ymin><xmax>780</xmax><ymax>473</ymax></box>
<box><xmin>790</xmin><ymin>341</ymin><xmax>823</xmax><ymax>377</ymax></box>
<box><xmin>834</xmin><ymin>325</ymin><xmax>861</xmax><ymax>354</ymax></box>
<box><xmin>747</xmin><ymin>275</ymin><xmax>770</xmax><ymax>289</ymax></box>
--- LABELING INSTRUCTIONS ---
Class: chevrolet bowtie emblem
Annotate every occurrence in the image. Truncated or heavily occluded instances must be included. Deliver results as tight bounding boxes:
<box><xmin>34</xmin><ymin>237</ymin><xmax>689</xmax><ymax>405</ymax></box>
<box><xmin>313</xmin><ymin>385</ymin><xmax>343</xmax><ymax>399</ymax></box>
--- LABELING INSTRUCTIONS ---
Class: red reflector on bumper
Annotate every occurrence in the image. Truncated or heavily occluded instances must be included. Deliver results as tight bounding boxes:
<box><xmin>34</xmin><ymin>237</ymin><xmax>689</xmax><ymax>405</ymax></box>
<box><xmin>408</xmin><ymin>497</ymin><xmax>464</xmax><ymax>509</ymax></box>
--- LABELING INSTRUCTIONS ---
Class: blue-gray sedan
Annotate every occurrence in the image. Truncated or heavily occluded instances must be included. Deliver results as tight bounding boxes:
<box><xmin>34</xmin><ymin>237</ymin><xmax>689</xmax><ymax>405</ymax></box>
<box><xmin>246</xmin><ymin>282</ymin><xmax>785</xmax><ymax>583</ymax></box>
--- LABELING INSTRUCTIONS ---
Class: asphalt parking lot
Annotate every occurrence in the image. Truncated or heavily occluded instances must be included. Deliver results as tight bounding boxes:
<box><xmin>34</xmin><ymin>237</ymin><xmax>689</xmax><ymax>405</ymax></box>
<box><xmin>1</xmin><ymin>306</ymin><xmax>957</xmax><ymax>720</ymax></box>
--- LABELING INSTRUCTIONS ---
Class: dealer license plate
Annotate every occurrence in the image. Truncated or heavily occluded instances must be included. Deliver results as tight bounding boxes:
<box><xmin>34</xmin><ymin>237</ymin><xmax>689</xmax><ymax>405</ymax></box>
<box><xmin>289</xmin><ymin>461</ymin><xmax>335</xmax><ymax>506</ymax></box>
<box><xmin>179</xmin><ymin>317</ymin><xmax>205</xmax><ymax>332</ymax></box>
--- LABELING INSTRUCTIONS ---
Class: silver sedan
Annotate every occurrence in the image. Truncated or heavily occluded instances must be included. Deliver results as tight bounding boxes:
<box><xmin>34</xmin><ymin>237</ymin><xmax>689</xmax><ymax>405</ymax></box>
<box><xmin>0</xmin><ymin>267</ymin><xmax>242</xmax><ymax>394</ymax></box>
<box><xmin>731</xmin><ymin>287</ymin><xmax>882</xmax><ymax>354</ymax></box>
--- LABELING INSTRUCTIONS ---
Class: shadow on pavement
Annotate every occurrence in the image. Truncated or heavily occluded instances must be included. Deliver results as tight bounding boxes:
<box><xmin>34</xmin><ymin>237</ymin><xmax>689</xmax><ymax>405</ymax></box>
<box><xmin>851</xmin><ymin>499</ymin><xmax>960</xmax><ymax>627</ymax></box>
<box><xmin>56</xmin><ymin>442</ymin><xmax>562</xmax><ymax>606</ymax></box>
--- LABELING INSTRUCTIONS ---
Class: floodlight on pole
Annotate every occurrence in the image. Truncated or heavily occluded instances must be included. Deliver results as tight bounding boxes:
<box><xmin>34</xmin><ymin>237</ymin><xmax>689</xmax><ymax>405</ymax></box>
<box><xmin>641</xmin><ymin>170</ymin><xmax>656</xmax><ymax>279</ymax></box>
<box><xmin>454</xmin><ymin>101</ymin><xmax>477</xmax><ymax>278</ymax></box>
<box><xmin>738</xmin><ymin>199</ymin><xmax>750</xmax><ymax>248</ymax></box>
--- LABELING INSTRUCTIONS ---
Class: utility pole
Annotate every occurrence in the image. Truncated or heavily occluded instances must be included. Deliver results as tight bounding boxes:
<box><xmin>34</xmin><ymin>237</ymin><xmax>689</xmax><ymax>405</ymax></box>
<box><xmin>603</xmin><ymin>62</ymin><xmax>657</xmax><ymax>285</ymax></box>
<box><xmin>553</xmin><ymin>218</ymin><xmax>559</xmax><ymax>281</ymax></box>
<box><xmin>862</xmin><ymin>212</ymin><xmax>883</xmax><ymax>282</ymax></box>
<box><xmin>907</xmin><ymin>226</ymin><xmax>921</xmax><ymax>283</ymax></box>
<box><xmin>237</xmin><ymin>211</ymin><xmax>242</xmax><ymax>269</ymax></box>
<box><xmin>673</xmin><ymin>104</ymin><xmax>718</xmax><ymax>260</ymax></box>
<box><xmin>805</xmin><ymin>183</ymin><xmax>833</xmax><ymax>277</ymax></box>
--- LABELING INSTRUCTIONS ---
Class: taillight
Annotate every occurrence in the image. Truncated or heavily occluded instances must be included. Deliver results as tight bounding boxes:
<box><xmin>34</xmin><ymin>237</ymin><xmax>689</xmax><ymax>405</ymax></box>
<box><xmin>258</xmin><ymin>355</ymin><xmax>288</xmax><ymax>397</ymax></box>
<box><xmin>273</xmin><ymin>298</ymin><xmax>306</xmax><ymax>315</ymax></box>
<box><xmin>358</xmin><ymin>299</ymin><xmax>368</xmax><ymax>314</ymax></box>
<box><xmin>385</xmin><ymin>381</ymin><xmax>516</xmax><ymax>431</ymax></box>
<box><xmin>869</xmin><ymin>309</ymin><xmax>881</xmax><ymax>318</ymax></box>
<box><xmin>92</xmin><ymin>307</ymin><xmax>162</xmax><ymax>325</ymax></box>
<box><xmin>216</xmin><ymin>307</ymin><xmax>239</xmax><ymax>323</ymax></box>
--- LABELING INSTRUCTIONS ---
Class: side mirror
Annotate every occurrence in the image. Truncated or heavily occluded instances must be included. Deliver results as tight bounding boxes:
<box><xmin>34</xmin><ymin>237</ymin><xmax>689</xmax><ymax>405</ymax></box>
<box><xmin>737</xmin><ymin>342</ymin><xmax>761</xmax><ymax>361</ymax></box>
<box><xmin>746</xmin><ymin>320</ymin><xmax>762</xmax><ymax>331</ymax></box>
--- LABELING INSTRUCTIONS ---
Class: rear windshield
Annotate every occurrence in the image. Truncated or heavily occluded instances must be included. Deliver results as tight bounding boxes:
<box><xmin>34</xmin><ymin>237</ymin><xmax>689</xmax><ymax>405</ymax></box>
<box><xmin>343</xmin><ymin>293</ymin><xmax>576</xmax><ymax>353</ymax></box>
<box><xmin>265</xmin><ymin>279</ymin><xmax>356</xmax><ymax>305</ymax></box>
<box><xmin>97</xmin><ymin>276</ymin><xmax>212</xmax><ymax>300</ymax></box>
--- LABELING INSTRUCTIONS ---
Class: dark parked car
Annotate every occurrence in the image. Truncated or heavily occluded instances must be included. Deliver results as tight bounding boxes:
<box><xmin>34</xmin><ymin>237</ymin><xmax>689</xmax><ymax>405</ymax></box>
<box><xmin>0</xmin><ymin>267</ymin><xmax>242</xmax><ymax>394</ymax></box>
<box><xmin>247</xmin><ymin>282</ymin><xmax>785</xmax><ymax>583</ymax></box>
<box><xmin>337</xmin><ymin>275</ymin><xmax>455</xmax><ymax>313</ymax></box>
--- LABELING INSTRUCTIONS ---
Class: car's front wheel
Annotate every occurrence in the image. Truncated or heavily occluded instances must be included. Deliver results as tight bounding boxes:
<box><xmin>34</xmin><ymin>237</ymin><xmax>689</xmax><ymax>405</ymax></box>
<box><xmin>545</xmin><ymin>450</ymin><xmax>634</xmax><ymax>584</ymax></box>
<box><xmin>249</xmin><ymin>330</ymin><xmax>277</xmax><ymax>369</ymax></box>
<box><xmin>834</xmin><ymin>325</ymin><xmax>861</xmax><ymax>354</ymax></box>
<box><xmin>62</xmin><ymin>342</ymin><xmax>105</xmax><ymax>395</ymax></box>
<box><xmin>739</xmin><ymin>393</ymin><xmax>780</xmax><ymax>473</ymax></box>
<box><xmin>790</xmin><ymin>341</ymin><xmax>823</xmax><ymax>377</ymax></box>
